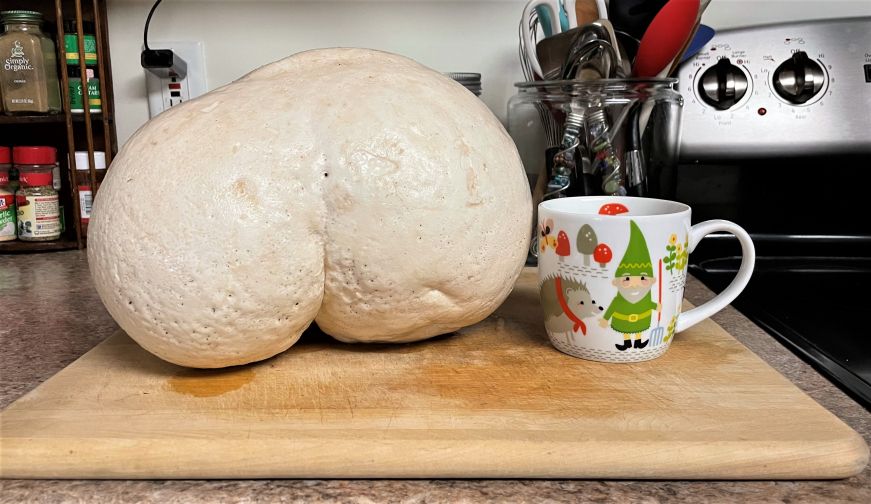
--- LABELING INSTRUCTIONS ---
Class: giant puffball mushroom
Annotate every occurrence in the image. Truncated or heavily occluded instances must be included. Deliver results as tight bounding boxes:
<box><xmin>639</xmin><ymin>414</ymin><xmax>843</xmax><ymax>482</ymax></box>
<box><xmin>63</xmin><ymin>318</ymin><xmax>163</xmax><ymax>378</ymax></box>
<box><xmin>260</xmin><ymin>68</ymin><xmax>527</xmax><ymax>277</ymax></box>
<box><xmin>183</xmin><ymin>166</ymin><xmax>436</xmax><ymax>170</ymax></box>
<box><xmin>556</xmin><ymin>230</ymin><xmax>571</xmax><ymax>261</ymax></box>
<box><xmin>576</xmin><ymin>224</ymin><xmax>598</xmax><ymax>266</ymax></box>
<box><xmin>594</xmin><ymin>243</ymin><xmax>613</xmax><ymax>268</ymax></box>
<box><xmin>87</xmin><ymin>48</ymin><xmax>532</xmax><ymax>369</ymax></box>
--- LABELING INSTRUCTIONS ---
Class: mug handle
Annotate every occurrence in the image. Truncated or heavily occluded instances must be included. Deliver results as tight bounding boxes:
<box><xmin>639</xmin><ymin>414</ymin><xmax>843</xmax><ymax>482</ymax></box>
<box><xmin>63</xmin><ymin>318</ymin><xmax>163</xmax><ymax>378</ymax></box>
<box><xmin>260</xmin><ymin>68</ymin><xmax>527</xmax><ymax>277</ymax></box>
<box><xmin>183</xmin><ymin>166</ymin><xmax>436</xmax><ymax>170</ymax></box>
<box><xmin>675</xmin><ymin>220</ymin><xmax>755</xmax><ymax>333</ymax></box>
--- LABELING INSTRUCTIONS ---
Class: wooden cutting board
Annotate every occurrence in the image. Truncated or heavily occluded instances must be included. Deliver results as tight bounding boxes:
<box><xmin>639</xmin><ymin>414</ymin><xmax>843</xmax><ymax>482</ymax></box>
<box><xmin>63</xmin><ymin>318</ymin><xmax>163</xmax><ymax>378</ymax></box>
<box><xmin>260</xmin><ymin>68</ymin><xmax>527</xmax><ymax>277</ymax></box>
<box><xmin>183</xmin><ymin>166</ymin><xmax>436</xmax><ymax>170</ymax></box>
<box><xmin>1</xmin><ymin>269</ymin><xmax>867</xmax><ymax>479</ymax></box>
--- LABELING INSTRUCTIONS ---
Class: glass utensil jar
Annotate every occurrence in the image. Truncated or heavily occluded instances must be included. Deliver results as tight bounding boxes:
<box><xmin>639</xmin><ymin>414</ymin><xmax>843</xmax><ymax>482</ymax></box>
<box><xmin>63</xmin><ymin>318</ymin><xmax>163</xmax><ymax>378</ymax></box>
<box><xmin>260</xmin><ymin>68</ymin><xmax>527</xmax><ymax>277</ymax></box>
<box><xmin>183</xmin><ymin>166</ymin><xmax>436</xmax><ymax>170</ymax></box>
<box><xmin>0</xmin><ymin>10</ymin><xmax>62</xmax><ymax>115</ymax></box>
<box><xmin>508</xmin><ymin>79</ymin><xmax>682</xmax><ymax>202</ymax></box>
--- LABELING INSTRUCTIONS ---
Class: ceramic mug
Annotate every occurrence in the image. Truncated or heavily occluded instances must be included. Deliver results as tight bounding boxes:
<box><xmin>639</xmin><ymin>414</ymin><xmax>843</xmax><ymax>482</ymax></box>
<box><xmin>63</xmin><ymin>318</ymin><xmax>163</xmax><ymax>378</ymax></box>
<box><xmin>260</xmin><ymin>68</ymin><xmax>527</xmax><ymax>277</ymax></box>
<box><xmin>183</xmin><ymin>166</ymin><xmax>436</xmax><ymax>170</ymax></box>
<box><xmin>536</xmin><ymin>196</ymin><xmax>755</xmax><ymax>363</ymax></box>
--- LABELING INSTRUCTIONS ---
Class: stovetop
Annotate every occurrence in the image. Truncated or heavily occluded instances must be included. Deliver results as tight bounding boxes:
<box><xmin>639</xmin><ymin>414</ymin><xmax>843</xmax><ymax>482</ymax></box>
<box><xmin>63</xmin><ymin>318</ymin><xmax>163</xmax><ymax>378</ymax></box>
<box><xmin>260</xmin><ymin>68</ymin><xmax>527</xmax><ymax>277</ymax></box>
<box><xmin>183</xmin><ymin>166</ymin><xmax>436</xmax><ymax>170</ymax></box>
<box><xmin>690</xmin><ymin>244</ymin><xmax>871</xmax><ymax>408</ymax></box>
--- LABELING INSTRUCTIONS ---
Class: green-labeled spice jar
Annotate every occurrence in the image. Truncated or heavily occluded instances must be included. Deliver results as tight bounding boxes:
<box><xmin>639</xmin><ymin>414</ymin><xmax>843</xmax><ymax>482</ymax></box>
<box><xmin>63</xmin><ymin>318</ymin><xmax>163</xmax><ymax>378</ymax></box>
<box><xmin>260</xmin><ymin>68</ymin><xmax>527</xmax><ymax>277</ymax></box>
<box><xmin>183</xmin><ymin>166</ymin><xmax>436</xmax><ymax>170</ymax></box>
<box><xmin>68</xmin><ymin>67</ymin><xmax>102</xmax><ymax>113</ymax></box>
<box><xmin>63</xmin><ymin>20</ymin><xmax>97</xmax><ymax>66</ymax></box>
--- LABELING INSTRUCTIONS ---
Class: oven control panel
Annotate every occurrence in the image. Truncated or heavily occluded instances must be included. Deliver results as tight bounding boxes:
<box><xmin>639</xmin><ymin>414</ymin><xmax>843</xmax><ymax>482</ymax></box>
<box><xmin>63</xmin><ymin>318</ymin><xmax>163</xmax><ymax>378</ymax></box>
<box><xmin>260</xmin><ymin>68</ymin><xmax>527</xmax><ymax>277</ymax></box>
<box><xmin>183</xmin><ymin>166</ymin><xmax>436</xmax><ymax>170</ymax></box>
<box><xmin>677</xmin><ymin>18</ymin><xmax>871</xmax><ymax>159</ymax></box>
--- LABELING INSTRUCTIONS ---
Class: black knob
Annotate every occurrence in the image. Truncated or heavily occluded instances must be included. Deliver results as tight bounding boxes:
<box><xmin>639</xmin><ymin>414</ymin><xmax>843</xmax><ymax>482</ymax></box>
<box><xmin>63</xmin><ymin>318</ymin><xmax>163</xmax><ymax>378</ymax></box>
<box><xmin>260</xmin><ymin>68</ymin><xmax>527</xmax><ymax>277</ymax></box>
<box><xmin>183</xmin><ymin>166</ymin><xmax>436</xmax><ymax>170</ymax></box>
<box><xmin>772</xmin><ymin>51</ymin><xmax>825</xmax><ymax>104</ymax></box>
<box><xmin>697</xmin><ymin>58</ymin><xmax>749</xmax><ymax>111</ymax></box>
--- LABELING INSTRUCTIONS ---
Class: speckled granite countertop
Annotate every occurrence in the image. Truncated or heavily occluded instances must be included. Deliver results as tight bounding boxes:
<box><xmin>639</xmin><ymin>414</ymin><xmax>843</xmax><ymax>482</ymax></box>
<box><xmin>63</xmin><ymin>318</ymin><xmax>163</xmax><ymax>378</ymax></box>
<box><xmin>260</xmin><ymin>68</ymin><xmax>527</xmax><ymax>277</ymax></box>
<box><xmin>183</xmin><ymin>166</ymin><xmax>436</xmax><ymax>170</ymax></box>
<box><xmin>1</xmin><ymin>251</ymin><xmax>869</xmax><ymax>503</ymax></box>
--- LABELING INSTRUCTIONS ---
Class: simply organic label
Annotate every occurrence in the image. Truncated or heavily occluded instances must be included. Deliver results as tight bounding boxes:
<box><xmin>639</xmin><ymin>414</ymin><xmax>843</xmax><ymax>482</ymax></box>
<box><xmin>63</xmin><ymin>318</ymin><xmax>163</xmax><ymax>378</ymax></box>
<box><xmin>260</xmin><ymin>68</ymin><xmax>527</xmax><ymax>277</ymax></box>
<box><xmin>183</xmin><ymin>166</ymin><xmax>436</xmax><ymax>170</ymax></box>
<box><xmin>4</xmin><ymin>40</ymin><xmax>34</xmax><ymax>71</ymax></box>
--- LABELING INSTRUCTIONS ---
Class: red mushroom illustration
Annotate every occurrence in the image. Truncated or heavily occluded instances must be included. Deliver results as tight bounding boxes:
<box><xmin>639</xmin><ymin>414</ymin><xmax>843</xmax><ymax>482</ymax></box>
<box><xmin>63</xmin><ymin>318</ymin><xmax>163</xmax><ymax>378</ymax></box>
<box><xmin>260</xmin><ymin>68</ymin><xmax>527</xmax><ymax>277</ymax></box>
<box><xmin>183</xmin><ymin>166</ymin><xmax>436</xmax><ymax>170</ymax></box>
<box><xmin>599</xmin><ymin>203</ymin><xmax>629</xmax><ymax>215</ymax></box>
<box><xmin>593</xmin><ymin>243</ymin><xmax>613</xmax><ymax>268</ymax></box>
<box><xmin>555</xmin><ymin>230</ymin><xmax>571</xmax><ymax>261</ymax></box>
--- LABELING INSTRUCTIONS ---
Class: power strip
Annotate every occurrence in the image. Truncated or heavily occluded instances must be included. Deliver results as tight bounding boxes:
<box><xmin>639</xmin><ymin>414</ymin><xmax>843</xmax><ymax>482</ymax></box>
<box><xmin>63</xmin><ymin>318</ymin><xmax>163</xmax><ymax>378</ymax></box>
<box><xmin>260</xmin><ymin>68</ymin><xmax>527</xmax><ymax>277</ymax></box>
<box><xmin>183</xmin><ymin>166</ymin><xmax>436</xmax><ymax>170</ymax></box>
<box><xmin>145</xmin><ymin>41</ymin><xmax>206</xmax><ymax>118</ymax></box>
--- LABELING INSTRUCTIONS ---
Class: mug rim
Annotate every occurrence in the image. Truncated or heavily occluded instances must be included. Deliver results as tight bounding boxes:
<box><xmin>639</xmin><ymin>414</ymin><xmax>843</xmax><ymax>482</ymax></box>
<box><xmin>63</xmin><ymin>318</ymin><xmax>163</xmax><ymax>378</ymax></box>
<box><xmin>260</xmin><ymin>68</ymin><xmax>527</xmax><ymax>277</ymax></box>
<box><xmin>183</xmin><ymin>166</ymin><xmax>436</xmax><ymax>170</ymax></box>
<box><xmin>539</xmin><ymin>196</ymin><xmax>690</xmax><ymax>219</ymax></box>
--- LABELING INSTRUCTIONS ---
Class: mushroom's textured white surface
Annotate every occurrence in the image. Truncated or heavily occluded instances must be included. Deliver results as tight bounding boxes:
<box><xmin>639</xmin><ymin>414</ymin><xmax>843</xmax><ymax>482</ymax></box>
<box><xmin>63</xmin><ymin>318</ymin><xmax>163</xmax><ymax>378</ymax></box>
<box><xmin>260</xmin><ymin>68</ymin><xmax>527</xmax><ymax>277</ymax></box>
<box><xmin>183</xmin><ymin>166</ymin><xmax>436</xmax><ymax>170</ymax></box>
<box><xmin>88</xmin><ymin>49</ymin><xmax>531</xmax><ymax>368</ymax></box>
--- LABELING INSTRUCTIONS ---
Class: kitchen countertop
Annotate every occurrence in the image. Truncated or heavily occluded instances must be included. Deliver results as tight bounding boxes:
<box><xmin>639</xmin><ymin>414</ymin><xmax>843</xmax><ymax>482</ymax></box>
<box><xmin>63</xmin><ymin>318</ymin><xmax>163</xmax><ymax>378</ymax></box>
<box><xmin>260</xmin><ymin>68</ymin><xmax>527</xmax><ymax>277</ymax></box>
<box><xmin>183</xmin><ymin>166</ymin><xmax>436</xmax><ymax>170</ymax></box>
<box><xmin>1</xmin><ymin>251</ymin><xmax>869</xmax><ymax>503</ymax></box>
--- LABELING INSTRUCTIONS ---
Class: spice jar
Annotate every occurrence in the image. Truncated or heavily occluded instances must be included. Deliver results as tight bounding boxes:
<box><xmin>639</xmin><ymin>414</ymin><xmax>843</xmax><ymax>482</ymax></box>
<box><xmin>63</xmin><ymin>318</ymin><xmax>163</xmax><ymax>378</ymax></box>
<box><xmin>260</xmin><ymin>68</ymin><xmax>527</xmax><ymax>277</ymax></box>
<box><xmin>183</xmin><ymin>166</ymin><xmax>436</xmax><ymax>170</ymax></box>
<box><xmin>63</xmin><ymin>20</ymin><xmax>98</xmax><ymax>67</ymax></box>
<box><xmin>0</xmin><ymin>146</ymin><xmax>15</xmax><ymax>241</ymax></box>
<box><xmin>75</xmin><ymin>150</ymin><xmax>105</xmax><ymax>235</ymax></box>
<box><xmin>14</xmin><ymin>146</ymin><xmax>61</xmax><ymax>241</ymax></box>
<box><xmin>0</xmin><ymin>11</ymin><xmax>62</xmax><ymax>114</ymax></box>
<box><xmin>68</xmin><ymin>66</ymin><xmax>101</xmax><ymax>114</ymax></box>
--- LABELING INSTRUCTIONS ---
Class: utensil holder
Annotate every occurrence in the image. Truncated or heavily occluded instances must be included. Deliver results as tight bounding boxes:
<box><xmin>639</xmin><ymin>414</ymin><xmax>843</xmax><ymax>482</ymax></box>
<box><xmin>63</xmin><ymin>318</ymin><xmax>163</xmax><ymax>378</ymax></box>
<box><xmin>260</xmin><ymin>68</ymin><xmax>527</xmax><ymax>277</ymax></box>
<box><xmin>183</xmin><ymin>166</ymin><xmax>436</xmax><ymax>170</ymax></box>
<box><xmin>508</xmin><ymin>79</ymin><xmax>682</xmax><ymax>261</ymax></box>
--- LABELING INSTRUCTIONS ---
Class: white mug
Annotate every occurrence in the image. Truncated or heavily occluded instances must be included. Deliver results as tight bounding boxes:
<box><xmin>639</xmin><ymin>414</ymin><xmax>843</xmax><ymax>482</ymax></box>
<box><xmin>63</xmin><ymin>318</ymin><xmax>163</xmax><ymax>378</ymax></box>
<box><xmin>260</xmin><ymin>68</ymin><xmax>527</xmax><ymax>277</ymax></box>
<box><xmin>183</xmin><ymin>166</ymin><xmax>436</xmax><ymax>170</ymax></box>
<box><xmin>537</xmin><ymin>196</ymin><xmax>755</xmax><ymax>363</ymax></box>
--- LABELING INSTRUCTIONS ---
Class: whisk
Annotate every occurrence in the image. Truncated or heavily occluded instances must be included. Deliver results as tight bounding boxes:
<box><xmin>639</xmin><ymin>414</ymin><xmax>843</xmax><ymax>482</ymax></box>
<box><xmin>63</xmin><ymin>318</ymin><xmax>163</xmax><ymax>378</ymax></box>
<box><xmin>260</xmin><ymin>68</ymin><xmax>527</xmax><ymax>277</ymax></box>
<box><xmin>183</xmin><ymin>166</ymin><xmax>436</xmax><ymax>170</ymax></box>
<box><xmin>518</xmin><ymin>13</ymin><xmax>560</xmax><ymax>147</ymax></box>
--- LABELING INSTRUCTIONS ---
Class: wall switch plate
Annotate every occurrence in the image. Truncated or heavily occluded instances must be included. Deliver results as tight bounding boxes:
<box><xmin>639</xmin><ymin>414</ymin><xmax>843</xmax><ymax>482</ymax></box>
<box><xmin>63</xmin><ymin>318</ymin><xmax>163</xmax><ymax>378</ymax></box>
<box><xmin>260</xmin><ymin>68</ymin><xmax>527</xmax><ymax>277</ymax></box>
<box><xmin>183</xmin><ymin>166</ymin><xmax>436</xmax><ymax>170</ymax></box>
<box><xmin>145</xmin><ymin>41</ymin><xmax>207</xmax><ymax>118</ymax></box>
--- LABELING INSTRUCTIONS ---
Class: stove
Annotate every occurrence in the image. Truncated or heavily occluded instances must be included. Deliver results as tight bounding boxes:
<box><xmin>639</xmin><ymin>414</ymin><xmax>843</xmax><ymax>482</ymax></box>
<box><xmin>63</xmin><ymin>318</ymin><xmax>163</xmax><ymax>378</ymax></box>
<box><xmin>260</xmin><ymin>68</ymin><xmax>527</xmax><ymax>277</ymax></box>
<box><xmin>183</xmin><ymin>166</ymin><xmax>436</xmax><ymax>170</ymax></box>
<box><xmin>673</xmin><ymin>18</ymin><xmax>871</xmax><ymax>408</ymax></box>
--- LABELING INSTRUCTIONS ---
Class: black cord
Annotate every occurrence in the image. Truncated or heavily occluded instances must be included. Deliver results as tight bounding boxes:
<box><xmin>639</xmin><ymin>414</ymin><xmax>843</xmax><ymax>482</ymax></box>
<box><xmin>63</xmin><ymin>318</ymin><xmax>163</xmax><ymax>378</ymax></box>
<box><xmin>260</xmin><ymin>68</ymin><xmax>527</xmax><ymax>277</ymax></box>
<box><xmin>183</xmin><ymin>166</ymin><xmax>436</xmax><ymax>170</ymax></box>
<box><xmin>143</xmin><ymin>0</ymin><xmax>163</xmax><ymax>51</ymax></box>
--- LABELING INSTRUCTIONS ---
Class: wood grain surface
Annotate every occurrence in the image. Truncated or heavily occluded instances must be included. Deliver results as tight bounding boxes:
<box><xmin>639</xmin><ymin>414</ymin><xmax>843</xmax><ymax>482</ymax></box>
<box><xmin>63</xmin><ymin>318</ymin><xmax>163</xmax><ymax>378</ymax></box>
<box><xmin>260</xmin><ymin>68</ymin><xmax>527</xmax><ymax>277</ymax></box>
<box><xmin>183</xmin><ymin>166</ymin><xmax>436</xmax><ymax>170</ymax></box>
<box><xmin>1</xmin><ymin>269</ymin><xmax>867</xmax><ymax>479</ymax></box>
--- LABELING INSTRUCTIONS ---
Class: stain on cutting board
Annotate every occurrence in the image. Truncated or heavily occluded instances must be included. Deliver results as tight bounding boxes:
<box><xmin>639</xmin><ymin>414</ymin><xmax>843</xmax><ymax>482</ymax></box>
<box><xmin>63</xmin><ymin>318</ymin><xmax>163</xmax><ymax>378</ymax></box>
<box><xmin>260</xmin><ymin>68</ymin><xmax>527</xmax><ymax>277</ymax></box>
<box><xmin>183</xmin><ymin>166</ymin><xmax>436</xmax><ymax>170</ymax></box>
<box><xmin>167</xmin><ymin>367</ymin><xmax>256</xmax><ymax>397</ymax></box>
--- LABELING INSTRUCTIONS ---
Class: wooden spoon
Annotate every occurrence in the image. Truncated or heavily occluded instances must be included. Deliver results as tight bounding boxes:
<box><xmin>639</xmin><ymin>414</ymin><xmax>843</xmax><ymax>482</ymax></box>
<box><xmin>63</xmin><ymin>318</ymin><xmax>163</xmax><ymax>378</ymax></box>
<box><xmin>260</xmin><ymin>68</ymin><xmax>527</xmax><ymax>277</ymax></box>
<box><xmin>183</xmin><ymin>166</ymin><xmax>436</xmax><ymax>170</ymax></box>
<box><xmin>575</xmin><ymin>0</ymin><xmax>601</xmax><ymax>25</ymax></box>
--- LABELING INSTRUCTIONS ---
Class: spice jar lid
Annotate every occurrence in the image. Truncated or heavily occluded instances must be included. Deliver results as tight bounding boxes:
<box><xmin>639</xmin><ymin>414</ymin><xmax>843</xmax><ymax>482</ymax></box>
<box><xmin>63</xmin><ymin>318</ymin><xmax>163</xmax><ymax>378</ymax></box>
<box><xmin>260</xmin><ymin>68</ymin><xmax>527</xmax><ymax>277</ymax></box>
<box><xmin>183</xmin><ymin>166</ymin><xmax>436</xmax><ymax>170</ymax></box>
<box><xmin>1</xmin><ymin>10</ymin><xmax>44</xmax><ymax>22</ymax></box>
<box><xmin>64</xmin><ymin>19</ymin><xmax>96</xmax><ymax>34</ymax></box>
<box><xmin>0</xmin><ymin>146</ymin><xmax>10</xmax><ymax>164</ymax></box>
<box><xmin>13</xmin><ymin>146</ymin><xmax>57</xmax><ymax>165</ymax></box>
<box><xmin>68</xmin><ymin>66</ymin><xmax>97</xmax><ymax>78</ymax></box>
<box><xmin>75</xmin><ymin>151</ymin><xmax>107</xmax><ymax>170</ymax></box>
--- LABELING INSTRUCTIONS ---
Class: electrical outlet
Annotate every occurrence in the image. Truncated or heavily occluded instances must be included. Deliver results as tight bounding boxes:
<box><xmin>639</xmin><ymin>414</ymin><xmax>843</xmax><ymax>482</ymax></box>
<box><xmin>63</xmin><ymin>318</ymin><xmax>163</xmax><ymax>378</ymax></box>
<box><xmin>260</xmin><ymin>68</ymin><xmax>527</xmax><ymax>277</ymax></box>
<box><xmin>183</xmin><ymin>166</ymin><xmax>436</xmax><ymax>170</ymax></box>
<box><xmin>145</xmin><ymin>41</ymin><xmax>206</xmax><ymax>118</ymax></box>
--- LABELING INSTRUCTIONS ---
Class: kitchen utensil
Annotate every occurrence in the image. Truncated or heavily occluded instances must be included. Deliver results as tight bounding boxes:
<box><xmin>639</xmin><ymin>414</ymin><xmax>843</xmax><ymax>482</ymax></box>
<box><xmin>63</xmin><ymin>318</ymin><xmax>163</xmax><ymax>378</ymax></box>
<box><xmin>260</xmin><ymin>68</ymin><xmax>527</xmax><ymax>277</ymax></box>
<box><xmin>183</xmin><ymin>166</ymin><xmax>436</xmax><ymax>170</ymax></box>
<box><xmin>575</xmin><ymin>0</ymin><xmax>607</xmax><ymax>25</ymax></box>
<box><xmin>663</xmin><ymin>19</ymin><xmax>701</xmax><ymax>76</ymax></box>
<box><xmin>585</xmin><ymin>108</ymin><xmax>624</xmax><ymax>194</ymax></box>
<box><xmin>633</xmin><ymin>0</ymin><xmax>700</xmax><ymax>77</ymax></box>
<box><xmin>591</xmin><ymin>19</ymin><xmax>624</xmax><ymax>75</ymax></box>
<box><xmin>614</xmin><ymin>30</ymin><xmax>640</xmax><ymax>64</ymax></box>
<box><xmin>537</xmin><ymin>20</ymin><xmax>618</xmax><ymax>79</ymax></box>
<box><xmin>609</xmin><ymin>0</ymin><xmax>668</xmax><ymax>40</ymax></box>
<box><xmin>3</xmin><ymin>269</ymin><xmax>867</xmax><ymax>478</ymax></box>
<box><xmin>521</xmin><ymin>0</ymin><xmax>563</xmax><ymax>77</ymax></box>
<box><xmin>518</xmin><ymin>16</ymin><xmax>560</xmax><ymax>145</ymax></box>
<box><xmin>623</xmin><ymin>103</ymin><xmax>646</xmax><ymax>195</ymax></box>
<box><xmin>541</xmin><ymin>111</ymin><xmax>585</xmax><ymax>201</ymax></box>
<box><xmin>535</xmin><ymin>5</ymin><xmax>556</xmax><ymax>37</ymax></box>
<box><xmin>538</xmin><ymin>196</ymin><xmax>755</xmax><ymax>362</ymax></box>
<box><xmin>562</xmin><ymin>0</ymin><xmax>577</xmax><ymax>30</ymax></box>
<box><xmin>536</xmin><ymin>26</ymin><xmax>588</xmax><ymax>79</ymax></box>
<box><xmin>561</xmin><ymin>37</ymin><xmax>617</xmax><ymax>80</ymax></box>
<box><xmin>649</xmin><ymin>258</ymin><xmax>665</xmax><ymax>345</ymax></box>
<box><xmin>679</xmin><ymin>24</ymin><xmax>715</xmax><ymax>62</ymax></box>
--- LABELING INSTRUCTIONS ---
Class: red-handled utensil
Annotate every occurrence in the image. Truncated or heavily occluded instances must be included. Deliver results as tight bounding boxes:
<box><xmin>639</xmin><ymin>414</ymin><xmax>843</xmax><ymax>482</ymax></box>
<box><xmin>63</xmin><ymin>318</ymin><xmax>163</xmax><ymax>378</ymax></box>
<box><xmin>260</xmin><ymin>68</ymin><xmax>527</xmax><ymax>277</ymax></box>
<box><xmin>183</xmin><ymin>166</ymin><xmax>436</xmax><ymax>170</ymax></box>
<box><xmin>632</xmin><ymin>0</ymin><xmax>699</xmax><ymax>77</ymax></box>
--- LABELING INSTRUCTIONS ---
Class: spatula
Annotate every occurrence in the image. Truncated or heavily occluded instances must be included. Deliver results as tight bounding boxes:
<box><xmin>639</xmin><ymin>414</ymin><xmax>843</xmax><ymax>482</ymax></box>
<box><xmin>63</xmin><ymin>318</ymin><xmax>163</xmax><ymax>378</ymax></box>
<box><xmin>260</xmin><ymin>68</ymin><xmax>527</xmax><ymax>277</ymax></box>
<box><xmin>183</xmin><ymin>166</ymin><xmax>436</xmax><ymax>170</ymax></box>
<box><xmin>609</xmin><ymin>0</ymin><xmax>668</xmax><ymax>40</ymax></box>
<box><xmin>632</xmin><ymin>0</ymin><xmax>699</xmax><ymax>77</ymax></box>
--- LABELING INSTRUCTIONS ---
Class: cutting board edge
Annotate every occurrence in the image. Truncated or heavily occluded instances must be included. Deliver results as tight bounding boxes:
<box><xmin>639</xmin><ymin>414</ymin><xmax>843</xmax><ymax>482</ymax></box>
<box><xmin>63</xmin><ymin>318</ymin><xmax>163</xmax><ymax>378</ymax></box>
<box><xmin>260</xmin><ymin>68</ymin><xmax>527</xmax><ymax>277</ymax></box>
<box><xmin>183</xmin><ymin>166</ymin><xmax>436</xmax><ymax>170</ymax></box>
<box><xmin>2</xmin><ymin>434</ymin><xmax>867</xmax><ymax>480</ymax></box>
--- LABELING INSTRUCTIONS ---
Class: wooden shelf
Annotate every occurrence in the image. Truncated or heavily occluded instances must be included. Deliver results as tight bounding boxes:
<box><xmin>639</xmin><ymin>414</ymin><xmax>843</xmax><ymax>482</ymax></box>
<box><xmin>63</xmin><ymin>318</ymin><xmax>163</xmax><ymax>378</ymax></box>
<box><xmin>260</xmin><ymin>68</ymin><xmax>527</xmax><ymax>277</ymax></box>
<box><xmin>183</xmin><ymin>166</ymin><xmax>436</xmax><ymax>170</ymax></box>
<box><xmin>0</xmin><ymin>115</ymin><xmax>66</xmax><ymax>124</ymax></box>
<box><xmin>0</xmin><ymin>114</ymin><xmax>112</xmax><ymax>125</ymax></box>
<box><xmin>72</xmin><ymin>114</ymin><xmax>112</xmax><ymax>123</ymax></box>
<box><xmin>2</xmin><ymin>0</ymin><xmax>117</xmax><ymax>253</ymax></box>
<box><xmin>0</xmin><ymin>239</ymin><xmax>80</xmax><ymax>253</ymax></box>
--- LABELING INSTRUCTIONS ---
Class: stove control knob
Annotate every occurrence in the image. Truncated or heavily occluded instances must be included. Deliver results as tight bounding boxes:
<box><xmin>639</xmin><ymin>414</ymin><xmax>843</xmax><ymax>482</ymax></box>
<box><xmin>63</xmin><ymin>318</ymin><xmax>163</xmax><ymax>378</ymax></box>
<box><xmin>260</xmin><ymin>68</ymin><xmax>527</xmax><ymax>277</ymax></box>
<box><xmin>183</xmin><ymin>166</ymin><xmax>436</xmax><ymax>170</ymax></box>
<box><xmin>697</xmin><ymin>58</ymin><xmax>749</xmax><ymax>110</ymax></box>
<box><xmin>772</xmin><ymin>51</ymin><xmax>825</xmax><ymax>104</ymax></box>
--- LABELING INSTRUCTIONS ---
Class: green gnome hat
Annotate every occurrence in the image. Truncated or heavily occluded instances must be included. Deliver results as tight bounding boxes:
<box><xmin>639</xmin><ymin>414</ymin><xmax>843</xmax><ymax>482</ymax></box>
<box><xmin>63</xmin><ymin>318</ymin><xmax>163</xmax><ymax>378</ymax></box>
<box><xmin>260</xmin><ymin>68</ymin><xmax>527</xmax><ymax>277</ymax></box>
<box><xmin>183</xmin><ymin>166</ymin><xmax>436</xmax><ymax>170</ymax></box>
<box><xmin>616</xmin><ymin>220</ymin><xmax>653</xmax><ymax>277</ymax></box>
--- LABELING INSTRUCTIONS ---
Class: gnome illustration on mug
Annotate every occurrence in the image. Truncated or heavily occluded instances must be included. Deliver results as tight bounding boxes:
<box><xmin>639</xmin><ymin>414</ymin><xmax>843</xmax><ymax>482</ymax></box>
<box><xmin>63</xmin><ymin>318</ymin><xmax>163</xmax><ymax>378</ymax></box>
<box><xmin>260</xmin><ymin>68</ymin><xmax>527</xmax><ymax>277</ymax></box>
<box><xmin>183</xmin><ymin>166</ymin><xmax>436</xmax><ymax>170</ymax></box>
<box><xmin>598</xmin><ymin>220</ymin><xmax>661</xmax><ymax>351</ymax></box>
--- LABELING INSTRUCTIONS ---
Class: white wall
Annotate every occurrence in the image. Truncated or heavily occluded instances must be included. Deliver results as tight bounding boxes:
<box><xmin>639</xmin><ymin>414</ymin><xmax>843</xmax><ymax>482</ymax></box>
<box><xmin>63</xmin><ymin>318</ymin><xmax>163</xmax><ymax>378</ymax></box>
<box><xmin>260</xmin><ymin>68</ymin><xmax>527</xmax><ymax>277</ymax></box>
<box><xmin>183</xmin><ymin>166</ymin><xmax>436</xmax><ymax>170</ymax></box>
<box><xmin>107</xmin><ymin>0</ymin><xmax>871</xmax><ymax>146</ymax></box>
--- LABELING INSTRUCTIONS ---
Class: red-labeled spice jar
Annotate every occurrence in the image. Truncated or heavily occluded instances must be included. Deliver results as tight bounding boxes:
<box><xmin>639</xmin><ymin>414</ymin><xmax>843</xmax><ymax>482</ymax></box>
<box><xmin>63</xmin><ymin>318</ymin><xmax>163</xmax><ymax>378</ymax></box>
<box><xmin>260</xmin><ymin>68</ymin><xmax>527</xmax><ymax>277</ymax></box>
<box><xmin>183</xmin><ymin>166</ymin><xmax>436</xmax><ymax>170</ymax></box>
<box><xmin>0</xmin><ymin>146</ymin><xmax>15</xmax><ymax>241</ymax></box>
<box><xmin>14</xmin><ymin>146</ymin><xmax>60</xmax><ymax>241</ymax></box>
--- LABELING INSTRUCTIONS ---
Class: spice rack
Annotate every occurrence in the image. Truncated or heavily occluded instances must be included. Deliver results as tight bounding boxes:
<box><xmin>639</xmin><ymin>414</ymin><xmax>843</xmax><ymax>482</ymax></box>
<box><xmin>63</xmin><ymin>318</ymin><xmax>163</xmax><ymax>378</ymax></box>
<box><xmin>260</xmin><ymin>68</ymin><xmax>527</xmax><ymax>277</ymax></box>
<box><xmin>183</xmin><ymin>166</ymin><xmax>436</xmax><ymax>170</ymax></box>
<box><xmin>0</xmin><ymin>0</ymin><xmax>116</xmax><ymax>253</ymax></box>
